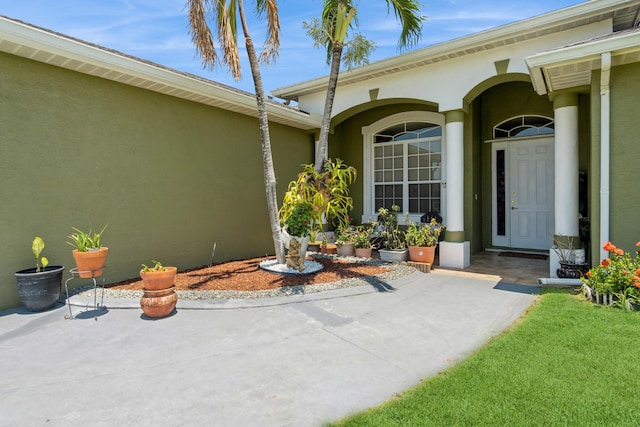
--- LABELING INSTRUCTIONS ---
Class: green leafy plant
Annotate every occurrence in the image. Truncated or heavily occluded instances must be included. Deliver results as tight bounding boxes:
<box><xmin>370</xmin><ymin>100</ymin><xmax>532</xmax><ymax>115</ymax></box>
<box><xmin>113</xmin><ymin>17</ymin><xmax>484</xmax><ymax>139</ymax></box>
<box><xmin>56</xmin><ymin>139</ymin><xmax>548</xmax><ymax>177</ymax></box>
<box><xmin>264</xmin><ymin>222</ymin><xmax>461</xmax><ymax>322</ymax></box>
<box><xmin>283</xmin><ymin>202</ymin><xmax>314</xmax><ymax>237</ymax></box>
<box><xmin>376</xmin><ymin>205</ymin><xmax>406</xmax><ymax>250</ymax></box>
<box><xmin>67</xmin><ymin>224</ymin><xmax>108</xmax><ymax>252</ymax></box>
<box><xmin>581</xmin><ymin>240</ymin><xmax>640</xmax><ymax>309</ymax></box>
<box><xmin>405</xmin><ymin>217</ymin><xmax>445</xmax><ymax>247</ymax></box>
<box><xmin>353</xmin><ymin>225</ymin><xmax>373</xmax><ymax>249</ymax></box>
<box><xmin>32</xmin><ymin>236</ymin><xmax>49</xmax><ymax>272</ymax></box>
<box><xmin>335</xmin><ymin>224</ymin><xmax>356</xmax><ymax>245</ymax></box>
<box><xmin>280</xmin><ymin>159</ymin><xmax>356</xmax><ymax>239</ymax></box>
<box><xmin>141</xmin><ymin>260</ymin><xmax>168</xmax><ymax>273</ymax></box>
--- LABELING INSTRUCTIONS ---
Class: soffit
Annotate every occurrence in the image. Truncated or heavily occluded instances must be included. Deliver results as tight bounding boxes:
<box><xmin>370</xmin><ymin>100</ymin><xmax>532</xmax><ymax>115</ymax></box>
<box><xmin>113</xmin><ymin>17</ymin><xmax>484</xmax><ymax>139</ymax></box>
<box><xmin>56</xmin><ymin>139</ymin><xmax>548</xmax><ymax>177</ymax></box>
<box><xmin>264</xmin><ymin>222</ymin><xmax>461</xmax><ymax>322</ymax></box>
<box><xmin>272</xmin><ymin>0</ymin><xmax>640</xmax><ymax>101</ymax></box>
<box><xmin>0</xmin><ymin>16</ymin><xmax>320</xmax><ymax>131</ymax></box>
<box><xmin>527</xmin><ymin>27</ymin><xmax>640</xmax><ymax>94</ymax></box>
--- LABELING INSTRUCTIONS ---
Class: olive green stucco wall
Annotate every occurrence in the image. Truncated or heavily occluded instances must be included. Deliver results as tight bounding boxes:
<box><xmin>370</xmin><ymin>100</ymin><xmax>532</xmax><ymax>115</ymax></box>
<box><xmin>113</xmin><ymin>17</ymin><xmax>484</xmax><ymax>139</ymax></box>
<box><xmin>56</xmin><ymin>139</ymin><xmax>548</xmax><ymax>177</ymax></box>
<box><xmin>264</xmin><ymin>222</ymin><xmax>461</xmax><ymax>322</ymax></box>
<box><xmin>589</xmin><ymin>62</ymin><xmax>640</xmax><ymax>259</ymax></box>
<box><xmin>0</xmin><ymin>52</ymin><xmax>313</xmax><ymax>309</ymax></box>
<box><xmin>465</xmin><ymin>102</ymin><xmax>483</xmax><ymax>253</ymax></box>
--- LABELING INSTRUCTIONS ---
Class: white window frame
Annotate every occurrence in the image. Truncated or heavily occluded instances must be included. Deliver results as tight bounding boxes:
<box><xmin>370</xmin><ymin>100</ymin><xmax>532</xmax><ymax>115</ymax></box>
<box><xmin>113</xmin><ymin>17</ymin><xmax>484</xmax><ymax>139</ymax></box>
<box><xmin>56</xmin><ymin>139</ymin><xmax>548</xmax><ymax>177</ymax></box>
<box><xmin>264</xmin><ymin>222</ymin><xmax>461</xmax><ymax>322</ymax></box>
<box><xmin>362</xmin><ymin>111</ymin><xmax>445</xmax><ymax>224</ymax></box>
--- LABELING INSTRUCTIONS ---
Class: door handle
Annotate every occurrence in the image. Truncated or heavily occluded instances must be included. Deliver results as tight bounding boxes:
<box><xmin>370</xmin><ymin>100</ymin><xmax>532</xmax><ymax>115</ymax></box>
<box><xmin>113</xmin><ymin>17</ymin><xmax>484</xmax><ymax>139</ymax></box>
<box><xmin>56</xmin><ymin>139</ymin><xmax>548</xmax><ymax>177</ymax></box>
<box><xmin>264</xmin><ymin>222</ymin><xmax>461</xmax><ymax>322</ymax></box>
<box><xmin>511</xmin><ymin>206</ymin><xmax>518</xmax><ymax>210</ymax></box>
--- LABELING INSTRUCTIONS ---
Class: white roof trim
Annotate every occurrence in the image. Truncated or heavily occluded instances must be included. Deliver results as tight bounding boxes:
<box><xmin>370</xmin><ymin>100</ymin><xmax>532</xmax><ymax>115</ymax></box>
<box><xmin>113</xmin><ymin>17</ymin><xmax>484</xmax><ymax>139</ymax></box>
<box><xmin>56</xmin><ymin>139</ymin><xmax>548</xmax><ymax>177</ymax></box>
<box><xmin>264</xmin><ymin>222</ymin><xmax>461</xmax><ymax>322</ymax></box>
<box><xmin>526</xmin><ymin>28</ymin><xmax>640</xmax><ymax>95</ymax></box>
<box><xmin>273</xmin><ymin>0</ymin><xmax>640</xmax><ymax>100</ymax></box>
<box><xmin>0</xmin><ymin>16</ymin><xmax>321</xmax><ymax>131</ymax></box>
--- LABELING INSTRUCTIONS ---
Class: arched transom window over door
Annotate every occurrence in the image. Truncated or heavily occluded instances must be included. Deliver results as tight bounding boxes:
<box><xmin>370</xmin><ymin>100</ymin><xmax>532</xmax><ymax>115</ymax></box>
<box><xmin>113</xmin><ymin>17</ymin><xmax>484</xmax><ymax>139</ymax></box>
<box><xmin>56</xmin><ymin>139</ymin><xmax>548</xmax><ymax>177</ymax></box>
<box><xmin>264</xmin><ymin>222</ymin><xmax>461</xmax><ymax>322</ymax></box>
<box><xmin>362</xmin><ymin>111</ymin><xmax>445</xmax><ymax>223</ymax></box>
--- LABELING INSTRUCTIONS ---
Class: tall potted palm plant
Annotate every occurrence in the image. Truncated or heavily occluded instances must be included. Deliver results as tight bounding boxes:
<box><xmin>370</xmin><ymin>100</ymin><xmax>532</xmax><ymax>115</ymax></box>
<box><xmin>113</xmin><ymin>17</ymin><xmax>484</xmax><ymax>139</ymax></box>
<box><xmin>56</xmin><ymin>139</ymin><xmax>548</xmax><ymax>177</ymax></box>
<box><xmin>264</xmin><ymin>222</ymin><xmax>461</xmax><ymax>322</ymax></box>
<box><xmin>279</xmin><ymin>159</ymin><xmax>356</xmax><ymax>248</ymax></box>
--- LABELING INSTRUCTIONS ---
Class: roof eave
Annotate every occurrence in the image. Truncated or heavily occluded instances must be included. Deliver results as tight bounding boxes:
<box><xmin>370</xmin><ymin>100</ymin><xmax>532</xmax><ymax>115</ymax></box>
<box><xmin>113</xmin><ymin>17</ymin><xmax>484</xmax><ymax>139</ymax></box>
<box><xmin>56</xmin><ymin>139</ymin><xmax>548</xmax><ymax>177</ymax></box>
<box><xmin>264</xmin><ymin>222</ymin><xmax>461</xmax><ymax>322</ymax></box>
<box><xmin>526</xmin><ymin>29</ymin><xmax>640</xmax><ymax>95</ymax></box>
<box><xmin>0</xmin><ymin>16</ymin><xmax>320</xmax><ymax>131</ymax></box>
<box><xmin>272</xmin><ymin>0</ymin><xmax>639</xmax><ymax>101</ymax></box>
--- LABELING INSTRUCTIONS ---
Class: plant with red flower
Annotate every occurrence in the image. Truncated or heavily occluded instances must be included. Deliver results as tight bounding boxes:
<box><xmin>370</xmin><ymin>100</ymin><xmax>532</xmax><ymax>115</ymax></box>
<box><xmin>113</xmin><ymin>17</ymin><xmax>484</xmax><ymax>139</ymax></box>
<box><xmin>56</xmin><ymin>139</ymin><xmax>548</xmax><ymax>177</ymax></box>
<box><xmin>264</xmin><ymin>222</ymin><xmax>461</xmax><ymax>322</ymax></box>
<box><xmin>582</xmin><ymin>240</ymin><xmax>640</xmax><ymax>308</ymax></box>
<box><xmin>283</xmin><ymin>202</ymin><xmax>314</xmax><ymax>237</ymax></box>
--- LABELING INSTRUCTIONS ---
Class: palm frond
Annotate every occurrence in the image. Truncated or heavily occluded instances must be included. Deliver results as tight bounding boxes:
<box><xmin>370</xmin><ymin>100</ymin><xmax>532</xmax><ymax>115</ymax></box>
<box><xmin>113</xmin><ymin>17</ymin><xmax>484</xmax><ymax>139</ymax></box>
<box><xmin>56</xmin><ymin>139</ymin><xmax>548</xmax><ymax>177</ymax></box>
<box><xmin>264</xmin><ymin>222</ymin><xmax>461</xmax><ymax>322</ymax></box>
<box><xmin>256</xmin><ymin>0</ymin><xmax>281</xmax><ymax>64</ymax></box>
<box><xmin>217</xmin><ymin>0</ymin><xmax>241</xmax><ymax>79</ymax></box>
<box><xmin>187</xmin><ymin>0</ymin><xmax>218</xmax><ymax>70</ymax></box>
<box><xmin>386</xmin><ymin>0</ymin><xmax>425</xmax><ymax>50</ymax></box>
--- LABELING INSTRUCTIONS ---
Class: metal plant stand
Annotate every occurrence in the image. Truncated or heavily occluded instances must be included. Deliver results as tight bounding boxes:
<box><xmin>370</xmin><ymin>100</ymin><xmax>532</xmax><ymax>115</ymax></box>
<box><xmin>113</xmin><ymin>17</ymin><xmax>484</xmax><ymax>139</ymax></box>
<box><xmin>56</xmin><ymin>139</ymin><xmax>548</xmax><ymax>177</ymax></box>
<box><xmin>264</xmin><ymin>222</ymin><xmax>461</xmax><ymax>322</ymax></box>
<box><xmin>64</xmin><ymin>267</ymin><xmax>107</xmax><ymax>320</ymax></box>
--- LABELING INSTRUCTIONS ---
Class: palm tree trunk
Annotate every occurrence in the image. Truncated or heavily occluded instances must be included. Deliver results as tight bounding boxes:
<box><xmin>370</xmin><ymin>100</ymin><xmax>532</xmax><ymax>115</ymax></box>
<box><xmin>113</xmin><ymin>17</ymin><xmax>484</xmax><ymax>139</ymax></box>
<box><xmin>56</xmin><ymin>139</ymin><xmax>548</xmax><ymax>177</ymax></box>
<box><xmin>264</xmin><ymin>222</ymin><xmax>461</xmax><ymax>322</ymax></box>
<box><xmin>238</xmin><ymin>0</ymin><xmax>285</xmax><ymax>263</ymax></box>
<box><xmin>314</xmin><ymin>41</ymin><xmax>344</xmax><ymax>172</ymax></box>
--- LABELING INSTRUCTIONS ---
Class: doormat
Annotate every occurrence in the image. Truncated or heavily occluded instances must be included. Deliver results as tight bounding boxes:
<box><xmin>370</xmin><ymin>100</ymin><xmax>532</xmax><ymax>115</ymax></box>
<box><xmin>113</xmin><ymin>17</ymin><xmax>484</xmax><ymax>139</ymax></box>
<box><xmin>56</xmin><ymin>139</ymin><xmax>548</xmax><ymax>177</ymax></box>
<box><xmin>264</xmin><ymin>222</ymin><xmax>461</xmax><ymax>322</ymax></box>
<box><xmin>499</xmin><ymin>252</ymin><xmax>548</xmax><ymax>260</ymax></box>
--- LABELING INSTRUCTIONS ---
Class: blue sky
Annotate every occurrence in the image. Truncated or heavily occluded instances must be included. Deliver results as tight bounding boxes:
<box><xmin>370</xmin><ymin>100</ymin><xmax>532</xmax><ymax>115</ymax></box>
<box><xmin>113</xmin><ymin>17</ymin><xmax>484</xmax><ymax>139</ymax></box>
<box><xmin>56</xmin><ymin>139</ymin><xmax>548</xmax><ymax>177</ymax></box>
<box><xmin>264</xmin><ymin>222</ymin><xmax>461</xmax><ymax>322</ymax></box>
<box><xmin>2</xmin><ymin>0</ymin><xmax>583</xmax><ymax>96</ymax></box>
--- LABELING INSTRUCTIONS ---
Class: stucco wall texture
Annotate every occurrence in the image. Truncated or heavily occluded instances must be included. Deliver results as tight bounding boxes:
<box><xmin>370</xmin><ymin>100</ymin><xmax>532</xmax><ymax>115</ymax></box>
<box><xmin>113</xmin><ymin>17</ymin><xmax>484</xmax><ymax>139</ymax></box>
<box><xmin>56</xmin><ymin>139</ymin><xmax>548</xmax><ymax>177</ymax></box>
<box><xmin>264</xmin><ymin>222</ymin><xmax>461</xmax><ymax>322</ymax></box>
<box><xmin>0</xmin><ymin>52</ymin><xmax>313</xmax><ymax>309</ymax></box>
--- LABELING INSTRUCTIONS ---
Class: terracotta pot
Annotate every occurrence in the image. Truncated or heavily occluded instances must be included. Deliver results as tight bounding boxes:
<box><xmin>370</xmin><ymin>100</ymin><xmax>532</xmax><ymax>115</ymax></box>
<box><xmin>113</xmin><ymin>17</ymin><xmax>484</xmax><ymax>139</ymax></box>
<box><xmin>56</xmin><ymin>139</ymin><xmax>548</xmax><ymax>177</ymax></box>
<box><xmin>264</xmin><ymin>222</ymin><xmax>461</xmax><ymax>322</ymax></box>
<box><xmin>355</xmin><ymin>247</ymin><xmax>372</xmax><ymax>258</ymax></box>
<box><xmin>321</xmin><ymin>244</ymin><xmax>337</xmax><ymax>254</ymax></box>
<box><xmin>72</xmin><ymin>247</ymin><xmax>108</xmax><ymax>278</ymax></box>
<box><xmin>336</xmin><ymin>242</ymin><xmax>355</xmax><ymax>257</ymax></box>
<box><xmin>140</xmin><ymin>286</ymin><xmax>177</xmax><ymax>318</ymax></box>
<box><xmin>140</xmin><ymin>267</ymin><xmax>177</xmax><ymax>291</ymax></box>
<box><xmin>408</xmin><ymin>245</ymin><xmax>436</xmax><ymax>265</ymax></box>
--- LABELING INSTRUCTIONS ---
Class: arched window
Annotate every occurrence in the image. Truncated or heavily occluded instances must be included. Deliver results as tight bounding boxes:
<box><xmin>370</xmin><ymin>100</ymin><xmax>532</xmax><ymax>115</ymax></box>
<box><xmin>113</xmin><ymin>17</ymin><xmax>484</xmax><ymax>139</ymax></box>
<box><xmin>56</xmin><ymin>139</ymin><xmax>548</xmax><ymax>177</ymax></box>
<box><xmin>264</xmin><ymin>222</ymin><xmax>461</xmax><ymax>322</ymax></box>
<box><xmin>493</xmin><ymin>115</ymin><xmax>554</xmax><ymax>139</ymax></box>
<box><xmin>362</xmin><ymin>112</ymin><xmax>445</xmax><ymax>222</ymax></box>
<box><xmin>373</xmin><ymin>123</ymin><xmax>442</xmax><ymax>213</ymax></box>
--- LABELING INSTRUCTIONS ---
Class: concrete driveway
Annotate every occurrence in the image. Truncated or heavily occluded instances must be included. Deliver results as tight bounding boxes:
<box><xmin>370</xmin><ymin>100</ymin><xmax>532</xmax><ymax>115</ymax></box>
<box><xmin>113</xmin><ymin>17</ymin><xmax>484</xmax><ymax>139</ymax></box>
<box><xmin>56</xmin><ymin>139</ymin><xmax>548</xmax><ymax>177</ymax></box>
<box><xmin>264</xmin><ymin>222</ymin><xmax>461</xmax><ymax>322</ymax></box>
<box><xmin>0</xmin><ymin>270</ymin><xmax>538</xmax><ymax>426</ymax></box>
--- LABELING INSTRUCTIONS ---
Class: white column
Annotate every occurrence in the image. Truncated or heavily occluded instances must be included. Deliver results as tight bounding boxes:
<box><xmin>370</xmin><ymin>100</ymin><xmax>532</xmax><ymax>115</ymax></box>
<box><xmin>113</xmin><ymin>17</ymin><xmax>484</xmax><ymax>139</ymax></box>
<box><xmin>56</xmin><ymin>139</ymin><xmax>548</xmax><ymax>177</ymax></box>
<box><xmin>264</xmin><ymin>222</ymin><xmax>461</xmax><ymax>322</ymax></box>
<box><xmin>440</xmin><ymin>110</ymin><xmax>470</xmax><ymax>269</ymax></box>
<box><xmin>445</xmin><ymin>119</ymin><xmax>464</xmax><ymax>233</ymax></box>
<box><xmin>550</xmin><ymin>93</ymin><xmax>580</xmax><ymax>277</ymax></box>
<box><xmin>554</xmin><ymin>94</ymin><xmax>580</xmax><ymax>237</ymax></box>
<box><xmin>599</xmin><ymin>52</ymin><xmax>612</xmax><ymax>261</ymax></box>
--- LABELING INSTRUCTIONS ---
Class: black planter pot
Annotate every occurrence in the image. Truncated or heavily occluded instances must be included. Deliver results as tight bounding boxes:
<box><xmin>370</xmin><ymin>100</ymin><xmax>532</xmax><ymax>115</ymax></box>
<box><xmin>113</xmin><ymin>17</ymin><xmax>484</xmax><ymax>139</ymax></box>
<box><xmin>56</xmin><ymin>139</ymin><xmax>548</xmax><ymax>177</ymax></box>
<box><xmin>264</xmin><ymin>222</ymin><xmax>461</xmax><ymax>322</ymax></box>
<box><xmin>14</xmin><ymin>265</ymin><xmax>64</xmax><ymax>312</ymax></box>
<box><xmin>557</xmin><ymin>261</ymin><xmax>588</xmax><ymax>279</ymax></box>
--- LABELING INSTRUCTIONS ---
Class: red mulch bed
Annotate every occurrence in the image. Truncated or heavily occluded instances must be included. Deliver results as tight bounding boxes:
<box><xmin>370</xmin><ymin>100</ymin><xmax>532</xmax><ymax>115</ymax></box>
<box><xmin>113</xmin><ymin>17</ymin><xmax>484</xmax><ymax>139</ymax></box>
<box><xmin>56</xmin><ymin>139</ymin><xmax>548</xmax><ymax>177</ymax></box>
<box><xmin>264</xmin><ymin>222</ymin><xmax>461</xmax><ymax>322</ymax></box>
<box><xmin>107</xmin><ymin>257</ymin><xmax>390</xmax><ymax>292</ymax></box>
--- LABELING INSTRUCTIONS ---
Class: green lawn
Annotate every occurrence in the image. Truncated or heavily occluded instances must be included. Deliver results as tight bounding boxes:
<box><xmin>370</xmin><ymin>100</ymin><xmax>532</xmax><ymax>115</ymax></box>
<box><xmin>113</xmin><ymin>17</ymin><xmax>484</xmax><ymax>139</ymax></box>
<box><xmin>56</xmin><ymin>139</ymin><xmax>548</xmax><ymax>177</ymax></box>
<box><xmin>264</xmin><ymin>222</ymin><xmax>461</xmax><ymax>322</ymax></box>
<box><xmin>332</xmin><ymin>290</ymin><xmax>640</xmax><ymax>426</ymax></box>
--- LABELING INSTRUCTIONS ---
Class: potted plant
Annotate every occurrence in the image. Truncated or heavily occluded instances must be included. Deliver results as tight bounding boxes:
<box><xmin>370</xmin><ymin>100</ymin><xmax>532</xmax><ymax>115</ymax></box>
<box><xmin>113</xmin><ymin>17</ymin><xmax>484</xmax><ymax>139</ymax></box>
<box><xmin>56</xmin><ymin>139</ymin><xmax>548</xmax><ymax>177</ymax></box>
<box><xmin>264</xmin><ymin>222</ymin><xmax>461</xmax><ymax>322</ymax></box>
<box><xmin>282</xmin><ymin>202</ymin><xmax>314</xmax><ymax>264</ymax></box>
<box><xmin>140</xmin><ymin>260</ymin><xmax>178</xmax><ymax>290</ymax></box>
<box><xmin>320</xmin><ymin>231</ymin><xmax>338</xmax><ymax>254</ymax></box>
<box><xmin>581</xmin><ymin>241</ymin><xmax>640</xmax><ymax>310</ymax></box>
<box><xmin>376</xmin><ymin>205</ymin><xmax>408</xmax><ymax>262</ymax></box>
<box><xmin>353</xmin><ymin>225</ymin><xmax>374</xmax><ymax>258</ymax></box>
<box><xmin>280</xmin><ymin>159</ymin><xmax>357</xmax><ymax>252</ymax></box>
<box><xmin>335</xmin><ymin>225</ymin><xmax>356</xmax><ymax>256</ymax></box>
<box><xmin>14</xmin><ymin>237</ymin><xmax>64</xmax><ymax>312</ymax></box>
<box><xmin>139</xmin><ymin>260</ymin><xmax>178</xmax><ymax>318</ymax></box>
<box><xmin>405</xmin><ymin>217</ymin><xmax>445</xmax><ymax>265</ymax></box>
<box><xmin>551</xmin><ymin>234</ymin><xmax>588</xmax><ymax>278</ymax></box>
<box><xmin>67</xmin><ymin>225</ymin><xmax>108</xmax><ymax>278</ymax></box>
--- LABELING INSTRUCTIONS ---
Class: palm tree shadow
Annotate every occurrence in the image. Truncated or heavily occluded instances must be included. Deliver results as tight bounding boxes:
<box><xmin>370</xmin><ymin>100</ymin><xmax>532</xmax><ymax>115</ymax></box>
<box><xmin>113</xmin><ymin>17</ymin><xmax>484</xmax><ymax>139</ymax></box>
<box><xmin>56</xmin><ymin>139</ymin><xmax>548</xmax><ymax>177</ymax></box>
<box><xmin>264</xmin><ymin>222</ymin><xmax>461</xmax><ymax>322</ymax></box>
<box><xmin>186</xmin><ymin>262</ymin><xmax>258</xmax><ymax>289</ymax></box>
<box><xmin>362</xmin><ymin>275</ymin><xmax>396</xmax><ymax>292</ymax></box>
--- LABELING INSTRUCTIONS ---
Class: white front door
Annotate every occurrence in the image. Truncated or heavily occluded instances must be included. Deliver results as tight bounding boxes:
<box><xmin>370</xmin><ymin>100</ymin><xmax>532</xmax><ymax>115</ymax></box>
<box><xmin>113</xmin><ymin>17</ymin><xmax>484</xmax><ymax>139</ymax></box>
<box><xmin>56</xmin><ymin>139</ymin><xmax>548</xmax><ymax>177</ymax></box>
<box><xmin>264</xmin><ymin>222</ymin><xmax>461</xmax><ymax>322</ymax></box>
<box><xmin>492</xmin><ymin>137</ymin><xmax>554</xmax><ymax>250</ymax></box>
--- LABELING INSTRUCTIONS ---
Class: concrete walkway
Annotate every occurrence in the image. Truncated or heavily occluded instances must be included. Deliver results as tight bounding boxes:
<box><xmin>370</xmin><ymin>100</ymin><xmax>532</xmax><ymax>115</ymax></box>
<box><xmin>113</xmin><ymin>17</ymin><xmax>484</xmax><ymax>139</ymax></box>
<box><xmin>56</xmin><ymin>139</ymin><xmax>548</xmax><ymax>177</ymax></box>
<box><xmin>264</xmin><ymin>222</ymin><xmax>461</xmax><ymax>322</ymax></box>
<box><xmin>0</xmin><ymin>270</ymin><xmax>539</xmax><ymax>426</ymax></box>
